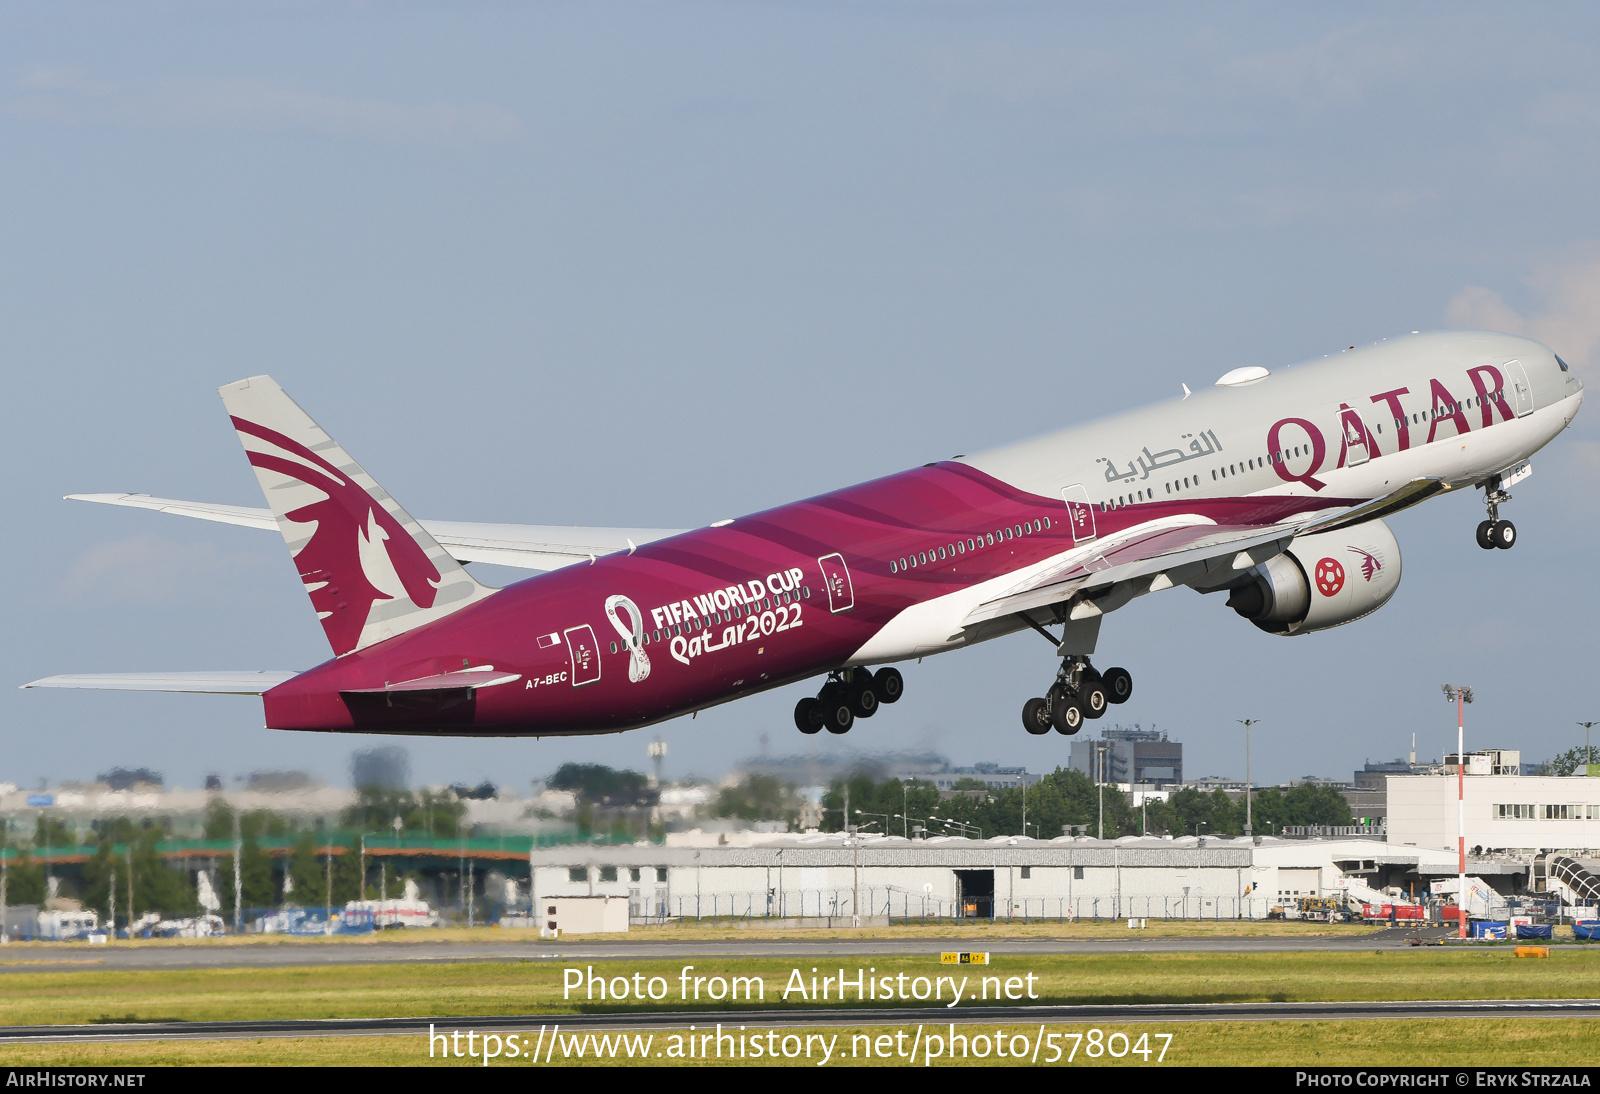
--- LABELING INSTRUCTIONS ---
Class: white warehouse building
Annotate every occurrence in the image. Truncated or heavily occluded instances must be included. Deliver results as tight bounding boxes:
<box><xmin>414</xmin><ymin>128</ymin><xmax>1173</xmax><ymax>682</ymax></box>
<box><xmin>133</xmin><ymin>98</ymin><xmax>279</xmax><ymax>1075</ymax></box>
<box><xmin>530</xmin><ymin>833</ymin><xmax>1460</xmax><ymax>922</ymax></box>
<box><xmin>1388</xmin><ymin>774</ymin><xmax>1600</xmax><ymax>855</ymax></box>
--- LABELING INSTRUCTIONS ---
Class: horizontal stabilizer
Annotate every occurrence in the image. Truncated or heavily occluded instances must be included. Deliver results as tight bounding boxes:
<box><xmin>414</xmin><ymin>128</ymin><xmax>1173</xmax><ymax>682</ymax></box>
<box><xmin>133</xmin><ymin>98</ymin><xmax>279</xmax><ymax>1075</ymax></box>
<box><xmin>66</xmin><ymin>494</ymin><xmax>684</xmax><ymax>572</ymax></box>
<box><xmin>340</xmin><ymin>667</ymin><xmax>522</xmax><ymax>693</ymax></box>
<box><xmin>22</xmin><ymin>671</ymin><xmax>298</xmax><ymax>694</ymax></box>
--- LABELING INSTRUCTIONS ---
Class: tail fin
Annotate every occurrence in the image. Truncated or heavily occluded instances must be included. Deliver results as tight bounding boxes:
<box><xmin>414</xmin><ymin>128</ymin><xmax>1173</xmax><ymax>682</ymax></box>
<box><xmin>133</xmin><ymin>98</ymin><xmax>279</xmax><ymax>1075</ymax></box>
<box><xmin>219</xmin><ymin>376</ymin><xmax>492</xmax><ymax>656</ymax></box>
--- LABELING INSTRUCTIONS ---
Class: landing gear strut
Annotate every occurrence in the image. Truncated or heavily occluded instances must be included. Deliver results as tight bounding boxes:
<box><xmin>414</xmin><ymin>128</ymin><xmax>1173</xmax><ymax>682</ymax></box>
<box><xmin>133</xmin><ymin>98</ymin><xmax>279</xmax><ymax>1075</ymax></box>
<box><xmin>1015</xmin><ymin>613</ymin><xmax>1131</xmax><ymax>736</ymax></box>
<box><xmin>1020</xmin><ymin>661</ymin><xmax>1132</xmax><ymax>737</ymax></box>
<box><xmin>794</xmin><ymin>666</ymin><xmax>903</xmax><ymax>735</ymax></box>
<box><xmin>1476</xmin><ymin>477</ymin><xmax>1516</xmax><ymax>550</ymax></box>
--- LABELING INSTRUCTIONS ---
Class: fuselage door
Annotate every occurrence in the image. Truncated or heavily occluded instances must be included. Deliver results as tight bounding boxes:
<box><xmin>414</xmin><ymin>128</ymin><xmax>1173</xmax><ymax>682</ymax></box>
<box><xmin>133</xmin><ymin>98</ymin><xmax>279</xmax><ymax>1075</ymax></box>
<box><xmin>1060</xmin><ymin>484</ymin><xmax>1097</xmax><ymax>544</ymax></box>
<box><xmin>817</xmin><ymin>553</ymin><xmax>855</xmax><ymax>614</ymax></box>
<box><xmin>1341</xmin><ymin>408</ymin><xmax>1371</xmax><ymax>467</ymax></box>
<box><xmin>1505</xmin><ymin>360</ymin><xmax>1534</xmax><ymax>417</ymax></box>
<box><xmin>564</xmin><ymin>624</ymin><xmax>602</xmax><ymax>687</ymax></box>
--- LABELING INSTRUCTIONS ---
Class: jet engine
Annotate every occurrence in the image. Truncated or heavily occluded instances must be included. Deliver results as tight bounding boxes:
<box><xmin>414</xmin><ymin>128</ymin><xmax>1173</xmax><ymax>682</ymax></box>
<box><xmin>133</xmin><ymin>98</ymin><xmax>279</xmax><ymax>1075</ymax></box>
<box><xmin>1226</xmin><ymin>519</ymin><xmax>1402</xmax><ymax>636</ymax></box>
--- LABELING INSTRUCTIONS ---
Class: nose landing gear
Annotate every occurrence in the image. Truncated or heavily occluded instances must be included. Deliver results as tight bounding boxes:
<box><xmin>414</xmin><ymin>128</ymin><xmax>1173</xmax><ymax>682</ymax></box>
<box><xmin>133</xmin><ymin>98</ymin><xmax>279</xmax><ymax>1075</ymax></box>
<box><xmin>794</xmin><ymin>666</ymin><xmax>904</xmax><ymax>735</ymax></box>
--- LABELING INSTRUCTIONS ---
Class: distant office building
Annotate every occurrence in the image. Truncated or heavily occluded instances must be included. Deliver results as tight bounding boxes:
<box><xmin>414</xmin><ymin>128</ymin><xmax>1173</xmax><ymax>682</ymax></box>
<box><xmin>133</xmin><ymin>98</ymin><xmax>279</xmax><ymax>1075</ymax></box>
<box><xmin>890</xmin><ymin>763</ymin><xmax>1042</xmax><ymax>792</ymax></box>
<box><xmin>1354</xmin><ymin>759</ymin><xmax>1415</xmax><ymax>791</ymax></box>
<box><xmin>350</xmin><ymin>747</ymin><xmax>410</xmax><ymax>790</ymax></box>
<box><xmin>1070</xmin><ymin>726</ymin><xmax>1182</xmax><ymax>786</ymax></box>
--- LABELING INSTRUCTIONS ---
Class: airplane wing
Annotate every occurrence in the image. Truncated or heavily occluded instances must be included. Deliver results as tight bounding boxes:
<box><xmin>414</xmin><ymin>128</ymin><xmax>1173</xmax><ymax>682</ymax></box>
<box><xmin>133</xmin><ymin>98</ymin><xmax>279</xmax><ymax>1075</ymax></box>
<box><xmin>964</xmin><ymin>479</ymin><xmax>1443</xmax><ymax>627</ymax></box>
<box><xmin>66</xmin><ymin>493</ymin><xmax>686</xmax><ymax>572</ymax></box>
<box><xmin>21</xmin><ymin>671</ymin><xmax>299</xmax><ymax>694</ymax></box>
<box><xmin>963</xmin><ymin>517</ymin><xmax>1299</xmax><ymax>625</ymax></box>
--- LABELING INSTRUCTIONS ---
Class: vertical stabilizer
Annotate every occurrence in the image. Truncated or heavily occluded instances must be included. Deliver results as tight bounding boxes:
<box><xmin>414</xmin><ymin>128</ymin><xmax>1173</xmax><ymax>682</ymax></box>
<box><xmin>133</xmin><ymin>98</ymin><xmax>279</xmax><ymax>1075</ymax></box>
<box><xmin>219</xmin><ymin>376</ymin><xmax>491</xmax><ymax>656</ymax></box>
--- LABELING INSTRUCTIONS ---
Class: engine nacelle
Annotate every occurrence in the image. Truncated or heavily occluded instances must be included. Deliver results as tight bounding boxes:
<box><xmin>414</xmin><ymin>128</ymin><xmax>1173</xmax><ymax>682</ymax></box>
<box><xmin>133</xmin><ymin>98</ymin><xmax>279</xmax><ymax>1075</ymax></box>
<box><xmin>1226</xmin><ymin>519</ymin><xmax>1402</xmax><ymax>635</ymax></box>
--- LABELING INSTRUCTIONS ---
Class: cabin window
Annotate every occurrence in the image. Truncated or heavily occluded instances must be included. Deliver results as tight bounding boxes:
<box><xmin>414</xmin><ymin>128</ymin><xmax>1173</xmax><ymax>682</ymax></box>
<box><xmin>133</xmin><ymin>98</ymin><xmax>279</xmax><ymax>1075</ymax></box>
<box><xmin>948</xmin><ymin>543</ymin><xmax>956</xmax><ymax>555</ymax></box>
<box><xmin>1043</xmin><ymin>517</ymin><xmax>1051</xmax><ymax>529</ymax></box>
<box><xmin>802</xmin><ymin>587</ymin><xmax>810</xmax><ymax>598</ymax></box>
<box><xmin>889</xmin><ymin>561</ymin><xmax>897</xmax><ymax>573</ymax></box>
<box><xmin>956</xmin><ymin>541</ymin><xmax>965</xmax><ymax>554</ymax></box>
<box><xmin>1165</xmin><ymin>483</ymin><xmax>1171</xmax><ymax>494</ymax></box>
<box><xmin>610</xmin><ymin>641</ymin><xmax>618</xmax><ymax>654</ymax></box>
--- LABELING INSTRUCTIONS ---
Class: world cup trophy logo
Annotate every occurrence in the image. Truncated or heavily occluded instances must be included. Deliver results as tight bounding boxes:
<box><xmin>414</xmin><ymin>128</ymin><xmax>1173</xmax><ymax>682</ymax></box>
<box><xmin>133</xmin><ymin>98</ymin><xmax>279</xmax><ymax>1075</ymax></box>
<box><xmin>604</xmin><ymin>594</ymin><xmax>651</xmax><ymax>684</ymax></box>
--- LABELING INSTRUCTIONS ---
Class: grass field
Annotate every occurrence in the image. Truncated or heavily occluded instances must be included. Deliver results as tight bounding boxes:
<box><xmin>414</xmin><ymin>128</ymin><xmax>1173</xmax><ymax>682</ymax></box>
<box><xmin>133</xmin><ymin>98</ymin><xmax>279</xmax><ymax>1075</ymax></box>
<box><xmin>4</xmin><ymin>1018</ymin><xmax>1597</xmax><ymax>1067</ymax></box>
<box><xmin>4</xmin><ymin>949</ymin><xmax>1599</xmax><ymax>1027</ymax></box>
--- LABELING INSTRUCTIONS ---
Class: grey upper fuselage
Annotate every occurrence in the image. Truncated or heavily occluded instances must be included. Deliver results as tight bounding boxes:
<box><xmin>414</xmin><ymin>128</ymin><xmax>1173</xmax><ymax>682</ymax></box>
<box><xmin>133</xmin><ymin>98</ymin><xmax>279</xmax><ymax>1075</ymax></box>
<box><xmin>962</xmin><ymin>331</ymin><xmax>1582</xmax><ymax>508</ymax></box>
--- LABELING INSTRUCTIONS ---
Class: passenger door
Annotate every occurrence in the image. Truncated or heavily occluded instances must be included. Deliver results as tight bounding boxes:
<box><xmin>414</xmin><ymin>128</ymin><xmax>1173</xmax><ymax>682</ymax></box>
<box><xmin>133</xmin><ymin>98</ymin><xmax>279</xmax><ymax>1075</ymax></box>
<box><xmin>1060</xmin><ymin>484</ymin><xmax>1097</xmax><ymax>544</ymax></box>
<box><xmin>564</xmin><ymin>624</ymin><xmax>602</xmax><ymax>687</ymax></box>
<box><xmin>1505</xmin><ymin>360</ymin><xmax>1534</xmax><ymax>417</ymax></box>
<box><xmin>817</xmin><ymin>553</ymin><xmax>855</xmax><ymax>613</ymax></box>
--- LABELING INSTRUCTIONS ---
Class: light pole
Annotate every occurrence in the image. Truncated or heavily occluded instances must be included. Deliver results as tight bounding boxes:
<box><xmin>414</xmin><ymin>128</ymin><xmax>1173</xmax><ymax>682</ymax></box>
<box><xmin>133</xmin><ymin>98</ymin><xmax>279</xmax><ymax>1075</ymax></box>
<box><xmin>1238</xmin><ymin>720</ymin><xmax>1261</xmax><ymax>836</ymax></box>
<box><xmin>1442</xmin><ymin>684</ymin><xmax>1474</xmax><ymax>939</ymax></box>
<box><xmin>1579</xmin><ymin>722</ymin><xmax>1598</xmax><ymax>772</ymax></box>
<box><xmin>1094</xmin><ymin>741</ymin><xmax>1109</xmax><ymax>840</ymax></box>
<box><xmin>902</xmin><ymin>781</ymin><xmax>911</xmax><ymax>839</ymax></box>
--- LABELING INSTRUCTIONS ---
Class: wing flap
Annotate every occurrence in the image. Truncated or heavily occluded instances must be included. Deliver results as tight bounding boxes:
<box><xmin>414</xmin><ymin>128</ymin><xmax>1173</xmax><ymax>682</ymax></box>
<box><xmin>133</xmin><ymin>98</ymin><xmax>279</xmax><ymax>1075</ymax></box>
<box><xmin>22</xmin><ymin>671</ymin><xmax>298</xmax><ymax>694</ymax></box>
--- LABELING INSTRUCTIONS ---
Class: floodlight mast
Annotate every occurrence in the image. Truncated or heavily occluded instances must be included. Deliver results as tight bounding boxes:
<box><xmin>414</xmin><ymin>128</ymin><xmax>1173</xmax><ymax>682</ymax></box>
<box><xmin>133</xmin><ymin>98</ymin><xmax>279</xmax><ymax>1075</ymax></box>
<box><xmin>1238</xmin><ymin>720</ymin><xmax>1262</xmax><ymax>836</ymax></box>
<box><xmin>1579</xmin><ymin>722</ymin><xmax>1598</xmax><ymax>771</ymax></box>
<box><xmin>1442</xmin><ymin>684</ymin><xmax>1474</xmax><ymax>939</ymax></box>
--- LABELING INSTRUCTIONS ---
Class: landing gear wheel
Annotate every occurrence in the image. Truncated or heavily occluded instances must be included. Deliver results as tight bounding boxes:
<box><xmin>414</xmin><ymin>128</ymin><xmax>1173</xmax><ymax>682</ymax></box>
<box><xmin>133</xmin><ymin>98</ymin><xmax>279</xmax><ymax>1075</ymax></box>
<box><xmin>819</xmin><ymin>691</ymin><xmax>854</xmax><ymax>734</ymax></box>
<box><xmin>1492</xmin><ymin>520</ymin><xmax>1516</xmax><ymax>549</ymax></box>
<box><xmin>1052</xmin><ymin>696</ymin><xmax>1084</xmax><ymax>735</ymax></box>
<box><xmin>794</xmin><ymin>697</ymin><xmax>822</xmax><ymax>735</ymax></box>
<box><xmin>1102</xmin><ymin>667</ymin><xmax>1133</xmax><ymax>705</ymax></box>
<box><xmin>1080</xmin><ymin>682</ymin><xmax>1109</xmax><ymax>719</ymax></box>
<box><xmin>1476</xmin><ymin>520</ymin><xmax>1496</xmax><ymax>550</ymax></box>
<box><xmin>848</xmin><ymin>682</ymin><xmax>879</xmax><ymax>719</ymax></box>
<box><xmin>873</xmin><ymin>667</ymin><xmax>904</xmax><ymax>704</ymax></box>
<box><xmin>1022</xmin><ymin>697</ymin><xmax>1052</xmax><ymax>735</ymax></box>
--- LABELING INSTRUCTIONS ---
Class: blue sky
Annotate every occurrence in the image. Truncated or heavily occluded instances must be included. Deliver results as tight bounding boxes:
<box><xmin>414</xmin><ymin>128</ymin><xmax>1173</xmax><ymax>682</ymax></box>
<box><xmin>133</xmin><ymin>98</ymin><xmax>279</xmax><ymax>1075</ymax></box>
<box><xmin>5</xmin><ymin>3</ymin><xmax>1600</xmax><ymax>792</ymax></box>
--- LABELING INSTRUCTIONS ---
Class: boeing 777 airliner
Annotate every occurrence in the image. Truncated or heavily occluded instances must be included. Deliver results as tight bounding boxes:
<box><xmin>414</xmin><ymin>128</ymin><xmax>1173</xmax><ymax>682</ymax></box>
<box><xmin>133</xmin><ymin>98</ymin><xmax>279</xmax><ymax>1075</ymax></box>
<box><xmin>27</xmin><ymin>330</ymin><xmax>1582</xmax><ymax>739</ymax></box>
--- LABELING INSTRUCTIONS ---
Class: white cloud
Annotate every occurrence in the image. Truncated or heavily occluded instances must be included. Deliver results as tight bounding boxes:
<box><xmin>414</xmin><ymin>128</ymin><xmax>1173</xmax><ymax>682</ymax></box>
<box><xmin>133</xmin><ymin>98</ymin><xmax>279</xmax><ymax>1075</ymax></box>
<box><xmin>10</xmin><ymin>66</ymin><xmax>523</xmax><ymax>147</ymax></box>
<box><xmin>57</xmin><ymin>534</ymin><xmax>273</xmax><ymax>607</ymax></box>
<box><xmin>1445</xmin><ymin>257</ymin><xmax>1600</xmax><ymax>375</ymax></box>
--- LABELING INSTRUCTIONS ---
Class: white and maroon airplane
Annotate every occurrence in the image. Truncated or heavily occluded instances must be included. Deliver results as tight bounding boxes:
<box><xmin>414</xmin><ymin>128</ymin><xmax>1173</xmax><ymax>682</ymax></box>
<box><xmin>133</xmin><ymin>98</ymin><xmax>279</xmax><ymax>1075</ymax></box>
<box><xmin>27</xmin><ymin>330</ymin><xmax>1582</xmax><ymax>738</ymax></box>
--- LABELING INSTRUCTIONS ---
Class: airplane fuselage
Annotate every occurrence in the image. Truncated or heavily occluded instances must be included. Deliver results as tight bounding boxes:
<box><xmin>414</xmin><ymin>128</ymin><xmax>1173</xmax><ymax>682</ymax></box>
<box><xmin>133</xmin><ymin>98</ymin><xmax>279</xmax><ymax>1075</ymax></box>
<box><xmin>261</xmin><ymin>331</ymin><xmax>1582</xmax><ymax>735</ymax></box>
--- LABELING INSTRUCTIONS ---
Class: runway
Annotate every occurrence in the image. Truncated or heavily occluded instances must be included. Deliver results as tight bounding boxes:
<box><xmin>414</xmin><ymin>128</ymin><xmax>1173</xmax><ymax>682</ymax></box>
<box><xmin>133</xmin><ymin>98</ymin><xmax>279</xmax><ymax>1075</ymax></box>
<box><xmin>5</xmin><ymin>998</ymin><xmax>1599</xmax><ymax>1044</ymax></box>
<box><xmin>0</xmin><ymin>926</ymin><xmax>1476</xmax><ymax>972</ymax></box>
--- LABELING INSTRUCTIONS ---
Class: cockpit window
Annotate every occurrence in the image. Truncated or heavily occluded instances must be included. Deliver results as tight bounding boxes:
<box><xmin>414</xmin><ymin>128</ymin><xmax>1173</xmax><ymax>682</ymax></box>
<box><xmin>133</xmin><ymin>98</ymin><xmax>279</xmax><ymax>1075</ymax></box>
<box><xmin>1557</xmin><ymin>355</ymin><xmax>1571</xmax><ymax>372</ymax></box>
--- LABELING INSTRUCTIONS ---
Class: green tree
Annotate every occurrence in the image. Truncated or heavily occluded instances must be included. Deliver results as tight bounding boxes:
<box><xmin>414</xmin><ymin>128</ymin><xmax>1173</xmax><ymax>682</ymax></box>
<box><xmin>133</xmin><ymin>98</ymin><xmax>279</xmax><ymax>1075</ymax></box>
<box><xmin>1542</xmin><ymin>746</ymin><xmax>1596</xmax><ymax>777</ymax></box>
<box><xmin>34</xmin><ymin>816</ymin><xmax>74</xmax><ymax>849</ymax></box>
<box><xmin>285</xmin><ymin>832</ymin><xmax>328</xmax><ymax>908</ymax></box>
<box><xmin>239</xmin><ymin>838</ymin><xmax>276</xmax><ymax>909</ymax></box>
<box><xmin>547</xmin><ymin>763</ymin><xmax>654</xmax><ymax>806</ymax></box>
<box><xmin>1146</xmin><ymin>787</ymin><xmax>1242</xmax><ymax>836</ymax></box>
<box><xmin>715</xmin><ymin>775</ymin><xmax>800</xmax><ymax>825</ymax></box>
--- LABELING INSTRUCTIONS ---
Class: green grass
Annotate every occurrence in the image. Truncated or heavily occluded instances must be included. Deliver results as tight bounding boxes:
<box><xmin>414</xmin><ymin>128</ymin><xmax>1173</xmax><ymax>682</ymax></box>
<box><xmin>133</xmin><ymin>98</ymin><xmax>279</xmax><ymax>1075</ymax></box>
<box><xmin>4</xmin><ymin>949</ymin><xmax>1599</xmax><ymax>1027</ymax></box>
<box><xmin>4</xmin><ymin>1019</ymin><xmax>1597</xmax><ymax>1067</ymax></box>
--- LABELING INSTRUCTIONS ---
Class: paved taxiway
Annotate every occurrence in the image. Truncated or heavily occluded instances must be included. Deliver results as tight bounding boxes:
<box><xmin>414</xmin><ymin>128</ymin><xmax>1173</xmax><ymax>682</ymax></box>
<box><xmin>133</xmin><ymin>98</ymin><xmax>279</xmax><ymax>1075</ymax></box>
<box><xmin>0</xmin><ymin>927</ymin><xmax>1475</xmax><ymax>972</ymax></box>
<box><xmin>5</xmin><ymin>998</ymin><xmax>1599</xmax><ymax>1044</ymax></box>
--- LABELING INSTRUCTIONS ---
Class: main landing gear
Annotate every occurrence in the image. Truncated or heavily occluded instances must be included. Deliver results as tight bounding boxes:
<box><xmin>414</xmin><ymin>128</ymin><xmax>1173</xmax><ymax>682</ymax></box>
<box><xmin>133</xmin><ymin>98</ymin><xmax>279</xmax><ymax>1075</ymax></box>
<box><xmin>1021</xmin><ymin>657</ymin><xmax>1132</xmax><ymax>736</ymax></box>
<box><xmin>1476</xmin><ymin>478</ymin><xmax>1516</xmax><ymax>551</ymax></box>
<box><xmin>795</xmin><ymin>666</ymin><xmax>904</xmax><ymax>735</ymax></box>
